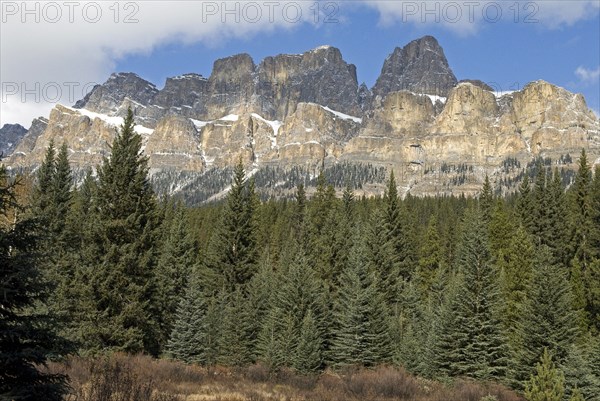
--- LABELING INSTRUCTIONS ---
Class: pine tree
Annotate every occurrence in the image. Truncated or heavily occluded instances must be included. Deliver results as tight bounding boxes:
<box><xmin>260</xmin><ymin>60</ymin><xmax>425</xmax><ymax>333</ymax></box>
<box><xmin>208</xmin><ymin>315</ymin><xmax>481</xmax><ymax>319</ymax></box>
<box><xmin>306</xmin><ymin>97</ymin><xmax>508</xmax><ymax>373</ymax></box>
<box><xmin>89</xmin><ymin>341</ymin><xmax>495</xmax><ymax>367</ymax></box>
<box><xmin>531</xmin><ymin>163</ymin><xmax>549</xmax><ymax>246</ymax></box>
<box><xmin>50</xmin><ymin>142</ymin><xmax>72</xmax><ymax>235</ymax></box>
<box><xmin>569</xmin><ymin>388</ymin><xmax>585</xmax><ymax>401</ymax></box>
<box><xmin>0</xmin><ymin>166</ymin><xmax>68</xmax><ymax>400</ymax></box>
<box><xmin>31</xmin><ymin>139</ymin><xmax>56</xmax><ymax>220</ymax></box>
<box><xmin>525</xmin><ymin>348</ymin><xmax>565</xmax><ymax>401</ymax></box>
<box><xmin>79</xmin><ymin>108</ymin><xmax>160</xmax><ymax>354</ymax></box>
<box><xmin>166</xmin><ymin>271</ymin><xmax>207</xmax><ymax>363</ymax></box>
<box><xmin>497</xmin><ymin>226</ymin><xmax>534</xmax><ymax>349</ymax></box>
<box><xmin>330</xmin><ymin>231</ymin><xmax>392</xmax><ymax>367</ymax></box>
<box><xmin>218</xmin><ymin>288</ymin><xmax>255</xmax><ymax>366</ymax></box>
<box><xmin>383</xmin><ymin>171</ymin><xmax>415</xmax><ymax>279</ymax></box>
<box><xmin>434</xmin><ymin>211</ymin><xmax>508</xmax><ymax>381</ymax></box>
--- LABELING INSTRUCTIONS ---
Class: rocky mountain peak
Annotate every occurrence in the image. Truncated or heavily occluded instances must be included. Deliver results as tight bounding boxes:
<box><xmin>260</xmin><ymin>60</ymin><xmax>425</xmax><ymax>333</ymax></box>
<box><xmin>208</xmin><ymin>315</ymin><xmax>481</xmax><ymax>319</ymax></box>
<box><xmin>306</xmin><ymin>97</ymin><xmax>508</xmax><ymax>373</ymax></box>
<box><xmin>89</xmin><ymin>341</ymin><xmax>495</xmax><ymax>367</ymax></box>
<box><xmin>373</xmin><ymin>35</ymin><xmax>457</xmax><ymax>98</ymax></box>
<box><xmin>0</xmin><ymin>123</ymin><xmax>28</xmax><ymax>156</ymax></box>
<box><xmin>74</xmin><ymin>72</ymin><xmax>159</xmax><ymax>114</ymax></box>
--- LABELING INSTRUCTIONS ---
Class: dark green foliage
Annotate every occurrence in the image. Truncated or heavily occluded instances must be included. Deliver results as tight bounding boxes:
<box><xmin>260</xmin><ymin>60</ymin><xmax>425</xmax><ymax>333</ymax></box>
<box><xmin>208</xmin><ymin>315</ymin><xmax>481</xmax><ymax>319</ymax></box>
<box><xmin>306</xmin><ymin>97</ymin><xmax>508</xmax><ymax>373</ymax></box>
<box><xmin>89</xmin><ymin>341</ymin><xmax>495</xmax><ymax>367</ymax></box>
<box><xmin>78</xmin><ymin>108</ymin><xmax>160</xmax><ymax>355</ymax></box>
<box><xmin>330</xmin><ymin>230</ymin><xmax>392</xmax><ymax>367</ymax></box>
<box><xmin>155</xmin><ymin>202</ymin><xmax>196</xmax><ymax>347</ymax></box>
<box><xmin>203</xmin><ymin>159</ymin><xmax>258</xmax><ymax>292</ymax></box>
<box><xmin>515</xmin><ymin>246</ymin><xmax>580</xmax><ymax>386</ymax></box>
<box><xmin>480</xmin><ymin>174</ymin><xmax>494</xmax><ymax>223</ymax></box>
<box><xmin>257</xmin><ymin>250</ymin><xmax>327</xmax><ymax>372</ymax></box>
<box><xmin>562</xmin><ymin>341</ymin><xmax>600</xmax><ymax>401</ymax></box>
<box><xmin>434</xmin><ymin>211</ymin><xmax>508</xmax><ymax>381</ymax></box>
<box><xmin>0</xmin><ymin>166</ymin><xmax>68</xmax><ymax>400</ymax></box>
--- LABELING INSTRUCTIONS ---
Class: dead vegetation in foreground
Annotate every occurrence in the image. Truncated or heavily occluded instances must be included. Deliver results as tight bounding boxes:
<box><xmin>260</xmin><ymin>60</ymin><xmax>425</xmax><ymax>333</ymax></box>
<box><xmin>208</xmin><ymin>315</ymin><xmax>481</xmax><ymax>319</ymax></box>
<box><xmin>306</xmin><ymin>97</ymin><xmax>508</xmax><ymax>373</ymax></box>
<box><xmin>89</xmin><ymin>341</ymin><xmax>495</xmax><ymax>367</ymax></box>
<box><xmin>46</xmin><ymin>353</ymin><xmax>523</xmax><ymax>401</ymax></box>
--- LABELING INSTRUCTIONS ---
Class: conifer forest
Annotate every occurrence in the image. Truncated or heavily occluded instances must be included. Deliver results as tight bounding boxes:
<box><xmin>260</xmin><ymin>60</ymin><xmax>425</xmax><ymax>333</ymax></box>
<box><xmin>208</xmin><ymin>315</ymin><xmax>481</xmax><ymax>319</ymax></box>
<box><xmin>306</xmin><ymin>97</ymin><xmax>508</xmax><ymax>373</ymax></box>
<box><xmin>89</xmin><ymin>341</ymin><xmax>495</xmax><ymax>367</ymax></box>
<box><xmin>2</xmin><ymin>110</ymin><xmax>600</xmax><ymax>401</ymax></box>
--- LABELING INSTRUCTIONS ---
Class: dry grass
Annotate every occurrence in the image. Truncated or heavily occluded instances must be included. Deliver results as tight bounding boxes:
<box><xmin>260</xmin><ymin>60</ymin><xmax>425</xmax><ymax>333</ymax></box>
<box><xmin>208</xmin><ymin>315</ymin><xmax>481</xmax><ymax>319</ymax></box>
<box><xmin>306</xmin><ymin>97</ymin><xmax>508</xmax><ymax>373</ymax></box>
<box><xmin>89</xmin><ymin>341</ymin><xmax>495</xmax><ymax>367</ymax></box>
<box><xmin>46</xmin><ymin>354</ymin><xmax>524</xmax><ymax>401</ymax></box>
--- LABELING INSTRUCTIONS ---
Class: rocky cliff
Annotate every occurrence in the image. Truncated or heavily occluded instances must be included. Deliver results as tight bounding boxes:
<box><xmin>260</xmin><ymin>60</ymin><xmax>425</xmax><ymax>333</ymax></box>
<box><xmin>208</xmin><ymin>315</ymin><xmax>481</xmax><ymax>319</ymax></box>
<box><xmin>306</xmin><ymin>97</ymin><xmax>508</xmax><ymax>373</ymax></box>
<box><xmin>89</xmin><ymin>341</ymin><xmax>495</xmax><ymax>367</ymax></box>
<box><xmin>0</xmin><ymin>124</ymin><xmax>27</xmax><ymax>156</ymax></box>
<box><xmin>372</xmin><ymin>36</ymin><xmax>457</xmax><ymax>100</ymax></box>
<box><xmin>3</xmin><ymin>36</ymin><xmax>599</xmax><ymax>201</ymax></box>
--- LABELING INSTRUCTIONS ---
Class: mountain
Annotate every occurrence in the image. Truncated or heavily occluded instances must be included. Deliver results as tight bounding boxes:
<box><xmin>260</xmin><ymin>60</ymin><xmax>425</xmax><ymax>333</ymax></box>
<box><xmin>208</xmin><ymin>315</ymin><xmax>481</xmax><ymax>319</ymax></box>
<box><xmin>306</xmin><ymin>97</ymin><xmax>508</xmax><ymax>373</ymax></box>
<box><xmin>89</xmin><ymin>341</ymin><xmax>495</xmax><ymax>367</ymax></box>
<box><xmin>372</xmin><ymin>36</ymin><xmax>457</xmax><ymax>100</ymax></box>
<box><xmin>0</xmin><ymin>124</ymin><xmax>27</xmax><ymax>156</ymax></box>
<box><xmin>3</xmin><ymin>36</ymin><xmax>599</xmax><ymax>202</ymax></box>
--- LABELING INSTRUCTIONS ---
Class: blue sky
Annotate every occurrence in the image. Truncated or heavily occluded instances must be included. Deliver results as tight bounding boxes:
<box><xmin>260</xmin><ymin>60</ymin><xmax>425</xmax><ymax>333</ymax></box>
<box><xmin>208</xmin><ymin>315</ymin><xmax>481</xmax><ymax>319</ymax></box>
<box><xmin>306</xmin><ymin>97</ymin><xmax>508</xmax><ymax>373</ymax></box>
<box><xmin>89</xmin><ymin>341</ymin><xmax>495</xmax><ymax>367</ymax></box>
<box><xmin>2</xmin><ymin>1</ymin><xmax>599</xmax><ymax>126</ymax></box>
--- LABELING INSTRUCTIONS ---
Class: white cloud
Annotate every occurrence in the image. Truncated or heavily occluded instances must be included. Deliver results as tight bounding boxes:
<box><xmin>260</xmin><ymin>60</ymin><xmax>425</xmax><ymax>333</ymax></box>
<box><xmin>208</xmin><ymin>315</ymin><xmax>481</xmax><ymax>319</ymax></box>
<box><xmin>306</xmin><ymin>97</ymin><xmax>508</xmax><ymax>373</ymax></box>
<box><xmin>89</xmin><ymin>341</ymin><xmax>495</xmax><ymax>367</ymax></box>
<box><xmin>359</xmin><ymin>0</ymin><xmax>600</xmax><ymax>35</ymax></box>
<box><xmin>575</xmin><ymin>66</ymin><xmax>600</xmax><ymax>84</ymax></box>
<box><xmin>0</xmin><ymin>0</ymin><xmax>324</xmax><ymax>126</ymax></box>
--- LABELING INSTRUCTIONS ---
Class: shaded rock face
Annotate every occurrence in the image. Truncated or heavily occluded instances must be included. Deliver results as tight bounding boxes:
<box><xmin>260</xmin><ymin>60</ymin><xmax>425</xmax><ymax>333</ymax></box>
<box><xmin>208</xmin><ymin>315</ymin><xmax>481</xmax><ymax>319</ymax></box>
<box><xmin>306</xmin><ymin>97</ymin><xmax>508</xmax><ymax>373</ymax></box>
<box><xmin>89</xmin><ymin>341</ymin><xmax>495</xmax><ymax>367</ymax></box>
<box><xmin>10</xmin><ymin>117</ymin><xmax>48</xmax><ymax>158</ymax></box>
<box><xmin>372</xmin><ymin>36</ymin><xmax>457</xmax><ymax>99</ymax></box>
<box><xmin>74</xmin><ymin>72</ymin><xmax>159</xmax><ymax>113</ymax></box>
<box><xmin>0</xmin><ymin>124</ymin><xmax>27</xmax><ymax>156</ymax></box>
<box><xmin>255</xmin><ymin>46</ymin><xmax>361</xmax><ymax>120</ymax></box>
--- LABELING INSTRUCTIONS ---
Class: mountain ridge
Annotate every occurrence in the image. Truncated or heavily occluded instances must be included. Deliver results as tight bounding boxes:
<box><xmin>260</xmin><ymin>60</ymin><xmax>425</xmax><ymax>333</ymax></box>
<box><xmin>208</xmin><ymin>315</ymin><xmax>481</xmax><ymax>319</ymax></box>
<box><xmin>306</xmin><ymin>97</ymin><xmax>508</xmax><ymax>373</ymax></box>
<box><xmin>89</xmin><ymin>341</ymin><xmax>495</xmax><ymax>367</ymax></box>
<box><xmin>3</xmin><ymin>36</ymin><xmax>599</xmax><ymax>202</ymax></box>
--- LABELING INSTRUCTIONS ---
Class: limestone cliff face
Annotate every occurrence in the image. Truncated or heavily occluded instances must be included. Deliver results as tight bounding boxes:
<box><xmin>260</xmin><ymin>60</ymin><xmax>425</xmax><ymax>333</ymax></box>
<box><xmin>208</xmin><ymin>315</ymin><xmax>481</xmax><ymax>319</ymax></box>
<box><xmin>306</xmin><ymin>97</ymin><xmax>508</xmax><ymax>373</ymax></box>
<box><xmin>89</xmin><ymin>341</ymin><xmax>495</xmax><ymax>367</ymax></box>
<box><xmin>146</xmin><ymin>116</ymin><xmax>204</xmax><ymax>172</ymax></box>
<box><xmin>9</xmin><ymin>105</ymin><xmax>118</xmax><ymax>169</ymax></box>
<box><xmin>4</xmin><ymin>38</ymin><xmax>599</xmax><ymax>199</ymax></box>
<box><xmin>276</xmin><ymin>102</ymin><xmax>361</xmax><ymax>168</ymax></box>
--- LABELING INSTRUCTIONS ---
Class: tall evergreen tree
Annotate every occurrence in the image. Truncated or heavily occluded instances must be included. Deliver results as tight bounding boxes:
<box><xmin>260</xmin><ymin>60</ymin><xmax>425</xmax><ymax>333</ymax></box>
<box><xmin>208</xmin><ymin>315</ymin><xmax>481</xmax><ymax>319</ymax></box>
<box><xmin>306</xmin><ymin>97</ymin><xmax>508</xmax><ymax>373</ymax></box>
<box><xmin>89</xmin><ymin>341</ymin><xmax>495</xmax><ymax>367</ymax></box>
<box><xmin>569</xmin><ymin>149</ymin><xmax>594</xmax><ymax>268</ymax></box>
<box><xmin>257</xmin><ymin>250</ymin><xmax>327</xmax><ymax>371</ymax></box>
<box><xmin>330</xmin><ymin>230</ymin><xmax>391</xmax><ymax>367</ymax></box>
<box><xmin>479</xmin><ymin>174</ymin><xmax>494</xmax><ymax>223</ymax></box>
<box><xmin>0</xmin><ymin>166</ymin><xmax>67</xmax><ymax>400</ymax></box>
<box><xmin>517</xmin><ymin>173</ymin><xmax>534</xmax><ymax>232</ymax></box>
<box><xmin>203</xmin><ymin>159</ymin><xmax>258</xmax><ymax>292</ymax></box>
<box><xmin>383</xmin><ymin>171</ymin><xmax>416</xmax><ymax>279</ymax></box>
<box><xmin>155</xmin><ymin>202</ymin><xmax>196</xmax><ymax>348</ymax></box>
<box><xmin>434</xmin><ymin>211</ymin><xmax>509</xmax><ymax>381</ymax></box>
<box><xmin>78</xmin><ymin>108</ymin><xmax>160</xmax><ymax>354</ymax></box>
<box><xmin>515</xmin><ymin>246</ymin><xmax>580</xmax><ymax>387</ymax></box>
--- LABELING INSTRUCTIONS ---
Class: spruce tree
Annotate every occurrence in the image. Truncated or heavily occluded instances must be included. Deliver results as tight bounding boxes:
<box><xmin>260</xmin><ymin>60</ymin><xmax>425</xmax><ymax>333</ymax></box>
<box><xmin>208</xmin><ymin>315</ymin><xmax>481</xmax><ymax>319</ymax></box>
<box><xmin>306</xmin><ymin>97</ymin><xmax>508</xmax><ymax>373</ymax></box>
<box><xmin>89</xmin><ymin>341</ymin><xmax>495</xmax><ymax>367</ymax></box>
<box><xmin>525</xmin><ymin>348</ymin><xmax>565</xmax><ymax>401</ymax></box>
<box><xmin>366</xmin><ymin>208</ymin><xmax>399</xmax><ymax>306</ymax></box>
<box><xmin>434</xmin><ymin>211</ymin><xmax>508</xmax><ymax>381</ymax></box>
<box><xmin>330</xmin><ymin>231</ymin><xmax>391</xmax><ymax>367</ymax></box>
<box><xmin>31</xmin><ymin>140</ymin><xmax>56</xmax><ymax>220</ymax></box>
<box><xmin>166</xmin><ymin>271</ymin><xmax>207</xmax><ymax>363</ymax></box>
<box><xmin>257</xmin><ymin>249</ymin><xmax>327</xmax><ymax>371</ymax></box>
<box><xmin>569</xmin><ymin>149</ymin><xmax>595</xmax><ymax>270</ymax></box>
<box><xmin>383</xmin><ymin>171</ymin><xmax>416</xmax><ymax>279</ymax></box>
<box><xmin>479</xmin><ymin>174</ymin><xmax>494</xmax><ymax>224</ymax></box>
<box><xmin>294</xmin><ymin>309</ymin><xmax>324</xmax><ymax>373</ymax></box>
<box><xmin>562</xmin><ymin>341</ymin><xmax>600</xmax><ymax>401</ymax></box>
<box><xmin>517</xmin><ymin>173</ymin><xmax>534</xmax><ymax>232</ymax></box>
<box><xmin>515</xmin><ymin>246</ymin><xmax>580</xmax><ymax>386</ymax></box>
<box><xmin>79</xmin><ymin>107</ymin><xmax>160</xmax><ymax>354</ymax></box>
<box><xmin>203</xmin><ymin>159</ymin><xmax>258</xmax><ymax>292</ymax></box>
<box><xmin>416</xmin><ymin>216</ymin><xmax>443</xmax><ymax>297</ymax></box>
<box><xmin>0</xmin><ymin>166</ymin><xmax>67</xmax><ymax>400</ymax></box>
<box><xmin>155</xmin><ymin>202</ymin><xmax>196</xmax><ymax>348</ymax></box>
